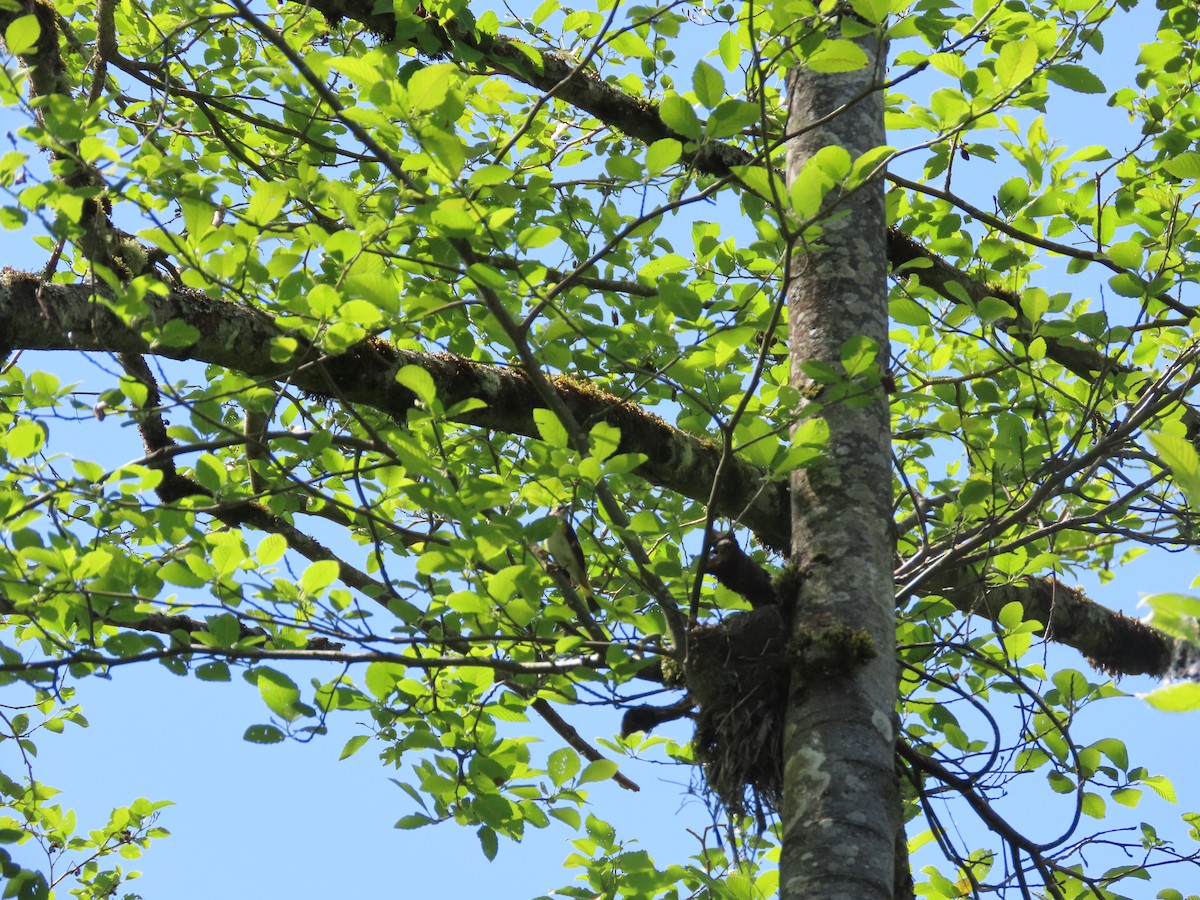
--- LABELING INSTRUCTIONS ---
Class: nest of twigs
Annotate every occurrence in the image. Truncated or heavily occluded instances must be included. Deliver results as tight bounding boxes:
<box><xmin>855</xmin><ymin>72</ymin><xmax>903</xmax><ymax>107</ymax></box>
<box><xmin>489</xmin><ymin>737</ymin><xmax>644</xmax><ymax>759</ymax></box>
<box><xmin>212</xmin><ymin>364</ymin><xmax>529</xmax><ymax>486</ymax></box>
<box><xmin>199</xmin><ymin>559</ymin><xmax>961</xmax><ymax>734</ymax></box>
<box><xmin>685</xmin><ymin>606</ymin><xmax>791</xmax><ymax>820</ymax></box>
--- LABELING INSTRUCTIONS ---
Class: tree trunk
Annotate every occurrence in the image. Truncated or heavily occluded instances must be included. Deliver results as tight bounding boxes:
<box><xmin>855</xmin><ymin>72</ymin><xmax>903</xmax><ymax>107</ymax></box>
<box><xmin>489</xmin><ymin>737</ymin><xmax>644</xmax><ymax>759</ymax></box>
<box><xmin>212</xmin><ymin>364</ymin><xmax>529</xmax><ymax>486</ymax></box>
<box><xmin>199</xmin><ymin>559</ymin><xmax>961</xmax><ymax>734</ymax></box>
<box><xmin>780</xmin><ymin>29</ymin><xmax>901</xmax><ymax>900</ymax></box>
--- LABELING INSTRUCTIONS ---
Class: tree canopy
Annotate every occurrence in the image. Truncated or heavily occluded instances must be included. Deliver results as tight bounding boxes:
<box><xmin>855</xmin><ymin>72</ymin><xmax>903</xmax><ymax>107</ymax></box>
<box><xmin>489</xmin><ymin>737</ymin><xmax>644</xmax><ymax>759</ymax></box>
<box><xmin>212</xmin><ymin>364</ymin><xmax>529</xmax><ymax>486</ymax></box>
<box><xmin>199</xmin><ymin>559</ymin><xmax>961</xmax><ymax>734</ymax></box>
<box><xmin>1</xmin><ymin>0</ymin><xmax>1200</xmax><ymax>897</ymax></box>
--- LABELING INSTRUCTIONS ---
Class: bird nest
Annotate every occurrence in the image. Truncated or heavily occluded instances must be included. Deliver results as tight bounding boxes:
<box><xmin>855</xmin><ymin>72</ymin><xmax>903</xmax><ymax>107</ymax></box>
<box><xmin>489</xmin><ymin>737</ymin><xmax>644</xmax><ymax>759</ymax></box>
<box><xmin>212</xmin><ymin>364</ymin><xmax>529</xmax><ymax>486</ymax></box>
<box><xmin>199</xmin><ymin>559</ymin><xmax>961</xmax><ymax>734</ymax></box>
<box><xmin>685</xmin><ymin>606</ymin><xmax>791</xmax><ymax>822</ymax></box>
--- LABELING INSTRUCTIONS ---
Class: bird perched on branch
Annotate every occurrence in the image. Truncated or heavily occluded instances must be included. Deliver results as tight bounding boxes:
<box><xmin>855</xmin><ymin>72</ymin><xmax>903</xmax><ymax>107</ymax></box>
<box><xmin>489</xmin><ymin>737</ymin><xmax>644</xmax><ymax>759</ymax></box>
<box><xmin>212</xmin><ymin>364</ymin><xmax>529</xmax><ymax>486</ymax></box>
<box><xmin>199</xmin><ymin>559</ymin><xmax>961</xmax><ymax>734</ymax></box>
<box><xmin>620</xmin><ymin>697</ymin><xmax>696</xmax><ymax>738</ymax></box>
<box><xmin>702</xmin><ymin>532</ymin><xmax>778</xmax><ymax>608</ymax></box>
<box><xmin>544</xmin><ymin>505</ymin><xmax>594</xmax><ymax>603</ymax></box>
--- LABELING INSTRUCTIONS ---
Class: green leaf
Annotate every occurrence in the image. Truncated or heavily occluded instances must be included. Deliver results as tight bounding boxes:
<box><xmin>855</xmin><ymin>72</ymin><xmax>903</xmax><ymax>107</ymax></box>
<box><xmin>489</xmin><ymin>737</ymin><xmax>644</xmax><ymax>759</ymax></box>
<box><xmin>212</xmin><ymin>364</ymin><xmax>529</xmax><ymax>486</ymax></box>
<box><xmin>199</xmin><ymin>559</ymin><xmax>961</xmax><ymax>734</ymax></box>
<box><xmin>328</xmin><ymin>55</ymin><xmax>382</xmax><ymax>87</ymax></box>
<box><xmin>1080</xmin><ymin>792</ymin><xmax>1105</xmax><ymax>819</ymax></box>
<box><xmin>300</xmin><ymin>559</ymin><xmax>340</xmax><ymax>595</ymax></box>
<box><xmin>659</xmin><ymin>94</ymin><xmax>702</xmax><ymax>139</ymax></box>
<box><xmin>995</xmin><ymin>38</ymin><xmax>1037</xmax><ymax>90</ymax></box>
<box><xmin>518</xmin><ymin>224</ymin><xmax>561</xmax><ymax>249</ymax></box>
<box><xmin>997</xmin><ymin>601</ymin><xmax>1024</xmax><ymax>630</ymax></box>
<box><xmin>477</xmin><ymin>825</ymin><xmax>498</xmax><ymax>860</ymax></box>
<box><xmin>340</xmin><ymin>300</ymin><xmax>383</xmax><ymax>327</ymax></box>
<box><xmin>103</xmin><ymin>632</ymin><xmax>160</xmax><ymax>658</ymax></box>
<box><xmin>646</xmin><ymin>139</ymin><xmax>682</xmax><ymax>176</ymax></box>
<box><xmin>1112</xmin><ymin>788</ymin><xmax>1141</xmax><ymax>808</ymax></box>
<box><xmin>255</xmin><ymin>667</ymin><xmax>304</xmax><ymax>722</ymax></box>
<box><xmin>849</xmin><ymin>144</ymin><xmax>895</xmax><ymax>187</ymax></box>
<box><xmin>890</xmin><ymin>296</ymin><xmax>930</xmax><ymax>326</ymax></box>
<box><xmin>195</xmin><ymin>662</ymin><xmax>231</xmax><ymax>682</ymax></box>
<box><xmin>340</xmin><ymin>734</ymin><xmax>370</xmax><ymax>760</ymax></box>
<box><xmin>841</xmin><ymin>335</ymin><xmax>879</xmax><ymax>377</ymax></box>
<box><xmin>1047</xmin><ymin>771</ymin><xmax>1074</xmax><ymax>794</ymax></box>
<box><xmin>718</xmin><ymin>29</ymin><xmax>741</xmax><ymax>70</ymax></box>
<box><xmin>1052</xmin><ymin>668</ymin><xmax>1088</xmax><ymax>701</ymax></box>
<box><xmin>1089</xmin><ymin>737</ymin><xmax>1129</xmax><ymax>771</ymax></box>
<box><xmin>1162</xmin><ymin>152</ymin><xmax>1200</xmax><ymax>180</ymax></box>
<box><xmin>246</xmin><ymin>181</ymin><xmax>289</xmax><ymax>226</ymax></box>
<box><xmin>589</xmin><ymin>421</ymin><xmax>621</xmax><ymax>461</ymax></box>
<box><xmin>395</xmin><ymin>813</ymin><xmax>436</xmax><ymax>829</ymax></box>
<box><xmin>732</xmin><ymin>164</ymin><xmax>784</xmax><ymax>201</ymax></box>
<box><xmin>1142</xmin><ymin>774</ymin><xmax>1177</xmax><ymax>803</ymax></box>
<box><xmin>578</xmin><ymin>759</ymin><xmax>618</xmax><ymax>785</ymax></box>
<box><xmin>4</xmin><ymin>421</ymin><xmax>45</xmax><ymax>459</ymax></box>
<box><xmin>848</xmin><ymin>0</ymin><xmax>891</xmax><ymax>23</ymax></box>
<box><xmin>365</xmin><ymin>662</ymin><xmax>405</xmax><ymax>700</ymax></box>
<box><xmin>789</xmin><ymin>146</ymin><xmax>851</xmax><ymax>217</ymax></box>
<box><xmin>179</xmin><ymin>198</ymin><xmax>213</xmax><ymax>239</ymax></box>
<box><xmin>549</xmin><ymin>807</ymin><xmax>581</xmax><ymax>829</ymax></box>
<box><xmin>1108</xmin><ymin>272</ymin><xmax>1147</xmax><ymax>298</ymax></box>
<box><xmin>396</xmin><ymin>365</ymin><xmax>436</xmax><ymax>407</ymax></box>
<box><xmin>257</xmin><ymin>534</ymin><xmax>287</xmax><ymax>566</ymax></box>
<box><xmin>1143</xmin><ymin>682</ymin><xmax>1200</xmax><ymax>713</ymax></box>
<box><xmin>780</xmin><ymin>417</ymin><xmax>830</xmax><ymax>471</ymax></box>
<box><xmin>1142</xmin><ymin>593</ymin><xmax>1200</xmax><ymax>641</ymax></box>
<box><xmin>807</xmin><ymin>39</ymin><xmax>869</xmax><ymax>73</ymax></box>
<box><xmin>976</xmin><ymin>296</ymin><xmax>1016</xmax><ymax>323</ymax></box>
<box><xmin>692</xmin><ymin>61</ymin><xmax>725</xmax><ymax>108</ymax></box>
<box><xmin>705</xmin><ymin>99</ymin><xmax>760</xmax><ymax>139</ymax></box>
<box><xmin>153</xmin><ymin>319</ymin><xmax>201</xmax><ymax>349</ymax></box>
<box><xmin>548</xmin><ymin>747</ymin><xmax>581</xmax><ymax>786</ymax></box>
<box><xmin>533</xmin><ymin>408</ymin><xmax>569</xmax><ymax>448</ymax></box>
<box><xmin>469</xmin><ymin>165</ymin><xmax>514</xmax><ymax>186</ymax></box>
<box><xmin>4</xmin><ymin>15</ymin><xmax>40</xmax><ymax>56</ymax></box>
<box><xmin>406</xmin><ymin>63</ymin><xmax>455</xmax><ymax>112</ymax></box>
<box><xmin>205</xmin><ymin>613</ymin><xmax>241</xmax><ymax>647</ymax></box>
<box><xmin>1148</xmin><ymin>432</ymin><xmax>1200</xmax><ymax>507</ymax></box>
<box><xmin>997</xmin><ymin>176</ymin><xmax>1029</xmax><ymax>213</ymax></box>
<box><xmin>159</xmin><ymin>560</ymin><xmax>205</xmax><ymax>588</ymax></box>
<box><xmin>1046</xmin><ymin>65</ymin><xmax>1105</xmax><ymax>94</ymax></box>
<box><xmin>243</xmin><ymin>724</ymin><xmax>285</xmax><ymax>744</ymax></box>
<box><xmin>1105</xmin><ymin>240</ymin><xmax>1143</xmax><ymax>270</ymax></box>
<box><xmin>638</xmin><ymin>253</ymin><xmax>690</xmax><ymax>281</ymax></box>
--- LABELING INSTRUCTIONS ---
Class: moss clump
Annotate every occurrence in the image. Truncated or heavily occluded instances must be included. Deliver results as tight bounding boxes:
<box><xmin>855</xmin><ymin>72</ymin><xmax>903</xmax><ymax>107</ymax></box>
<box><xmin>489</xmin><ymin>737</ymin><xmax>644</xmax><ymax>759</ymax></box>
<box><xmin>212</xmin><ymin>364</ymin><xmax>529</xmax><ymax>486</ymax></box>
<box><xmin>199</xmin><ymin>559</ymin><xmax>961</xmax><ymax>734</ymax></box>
<box><xmin>660</xmin><ymin>655</ymin><xmax>687</xmax><ymax>689</ymax></box>
<box><xmin>789</xmin><ymin>623</ymin><xmax>877</xmax><ymax>679</ymax></box>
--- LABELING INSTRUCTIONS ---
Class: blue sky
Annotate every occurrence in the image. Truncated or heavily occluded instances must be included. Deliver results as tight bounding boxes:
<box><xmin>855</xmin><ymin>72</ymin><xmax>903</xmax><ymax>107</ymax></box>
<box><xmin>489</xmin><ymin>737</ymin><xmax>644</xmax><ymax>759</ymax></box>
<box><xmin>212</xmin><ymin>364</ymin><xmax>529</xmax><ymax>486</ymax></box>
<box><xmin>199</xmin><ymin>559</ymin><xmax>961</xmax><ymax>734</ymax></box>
<box><xmin>3</xmin><ymin>0</ymin><xmax>1200</xmax><ymax>898</ymax></box>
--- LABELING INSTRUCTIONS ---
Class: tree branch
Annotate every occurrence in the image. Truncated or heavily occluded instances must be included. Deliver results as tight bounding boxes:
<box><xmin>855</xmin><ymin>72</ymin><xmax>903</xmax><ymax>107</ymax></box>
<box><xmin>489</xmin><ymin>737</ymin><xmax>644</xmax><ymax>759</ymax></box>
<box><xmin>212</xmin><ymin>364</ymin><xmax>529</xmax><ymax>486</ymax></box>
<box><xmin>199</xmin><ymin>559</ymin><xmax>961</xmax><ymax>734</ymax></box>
<box><xmin>0</xmin><ymin>269</ymin><xmax>790</xmax><ymax>544</ymax></box>
<box><xmin>0</xmin><ymin>268</ymin><xmax>1184</xmax><ymax>678</ymax></box>
<box><xmin>0</xmin><ymin>643</ymin><xmax>599</xmax><ymax>676</ymax></box>
<box><xmin>885</xmin><ymin>228</ymin><xmax>1130</xmax><ymax>379</ymax></box>
<box><xmin>929</xmin><ymin>570</ymin><xmax>1191</xmax><ymax>679</ymax></box>
<box><xmin>290</xmin><ymin>0</ymin><xmax>1127</xmax><ymax>383</ymax></box>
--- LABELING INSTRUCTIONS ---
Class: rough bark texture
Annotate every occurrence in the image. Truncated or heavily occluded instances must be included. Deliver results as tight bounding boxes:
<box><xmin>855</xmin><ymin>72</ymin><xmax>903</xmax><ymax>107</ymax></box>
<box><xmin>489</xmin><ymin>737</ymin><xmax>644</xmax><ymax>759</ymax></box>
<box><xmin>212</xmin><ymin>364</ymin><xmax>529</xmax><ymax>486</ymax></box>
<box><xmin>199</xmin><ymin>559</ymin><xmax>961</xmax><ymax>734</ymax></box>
<box><xmin>932</xmin><ymin>570</ymin><xmax>1190</xmax><ymax>677</ymax></box>
<box><xmin>779</xmin><ymin>34</ymin><xmax>900</xmax><ymax>900</ymax></box>
<box><xmin>0</xmin><ymin>269</ymin><xmax>790</xmax><ymax>542</ymax></box>
<box><xmin>884</xmin><ymin>227</ymin><xmax>1125</xmax><ymax>378</ymax></box>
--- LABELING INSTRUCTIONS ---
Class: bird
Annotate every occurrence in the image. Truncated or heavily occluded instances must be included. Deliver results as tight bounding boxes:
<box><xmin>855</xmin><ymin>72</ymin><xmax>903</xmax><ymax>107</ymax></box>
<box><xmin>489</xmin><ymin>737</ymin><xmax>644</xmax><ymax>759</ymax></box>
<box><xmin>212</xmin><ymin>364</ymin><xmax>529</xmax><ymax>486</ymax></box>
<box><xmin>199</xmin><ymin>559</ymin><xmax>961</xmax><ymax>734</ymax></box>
<box><xmin>543</xmin><ymin>505</ymin><xmax>594</xmax><ymax>603</ymax></box>
<box><xmin>620</xmin><ymin>698</ymin><xmax>696</xmax><ymax>738</ymax></box>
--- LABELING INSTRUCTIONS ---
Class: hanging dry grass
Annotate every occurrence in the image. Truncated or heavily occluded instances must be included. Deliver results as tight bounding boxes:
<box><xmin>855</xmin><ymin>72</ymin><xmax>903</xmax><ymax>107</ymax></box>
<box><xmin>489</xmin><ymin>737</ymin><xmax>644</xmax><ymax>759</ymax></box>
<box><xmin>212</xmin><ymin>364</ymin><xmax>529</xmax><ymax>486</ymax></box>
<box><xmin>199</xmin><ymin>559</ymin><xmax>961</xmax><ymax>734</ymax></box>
<box><xmin>686</xmin><ymin>606</ymin><xmax>791</xmax><ymax>821</ymax></box>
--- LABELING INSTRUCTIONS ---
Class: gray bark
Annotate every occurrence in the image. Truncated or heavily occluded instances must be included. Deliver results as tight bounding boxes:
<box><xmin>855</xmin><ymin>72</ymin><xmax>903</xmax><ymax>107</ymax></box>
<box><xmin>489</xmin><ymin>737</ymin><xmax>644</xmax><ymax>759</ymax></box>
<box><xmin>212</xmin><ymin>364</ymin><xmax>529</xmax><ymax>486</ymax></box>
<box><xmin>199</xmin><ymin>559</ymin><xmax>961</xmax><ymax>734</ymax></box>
<box><xmin>780</xmin><ymin>30</ymin><xmax>901</xmax><ymax>900</ymax></box>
